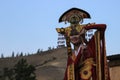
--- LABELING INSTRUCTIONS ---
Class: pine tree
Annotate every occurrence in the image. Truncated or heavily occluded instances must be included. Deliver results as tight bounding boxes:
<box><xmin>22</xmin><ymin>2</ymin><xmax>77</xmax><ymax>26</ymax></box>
<box><xmin>14</xmin><ymin>58</ymin><xmax>36</xmax><ymax>80</ymax></box>
<box><xmin>37</xmin><ymin>49</ymin><xmax>40</xmax><ymax>54</ymax></box>
<box><xmin>2</xmin><ymin>68</ymin><xmax>14</xmax><ymax>80</ymax></box>
<box><xmin>12</xmin><ymin>51</ymin><xmax>14</xmax><ymax>58</ymax></box>
<box><xmin>1</xmin><ymin>53</ymin><xmax>4</xmax><ymax>58</ymax></box>
<box><xmin>20</xmin><ymin>52</ymin><xmax>23</xmax><ymax>56</ymax></box>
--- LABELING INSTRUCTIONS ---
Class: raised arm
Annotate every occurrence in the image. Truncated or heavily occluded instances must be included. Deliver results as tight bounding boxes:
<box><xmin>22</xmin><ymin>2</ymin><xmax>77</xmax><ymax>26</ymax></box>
<box><xmin>84</xmin><ymin>24</ymin><xmax>106</xmax><ymax>31</ymax></box>
<box><xmin>84</xmin><ymin>24</ymin><xmax>107</xmax><ymax>39</ymax></box>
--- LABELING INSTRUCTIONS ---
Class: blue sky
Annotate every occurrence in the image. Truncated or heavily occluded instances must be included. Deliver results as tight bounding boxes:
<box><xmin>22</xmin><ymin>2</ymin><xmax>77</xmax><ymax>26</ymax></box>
<box><xmin>0</xmin><ymin>0</ymin><xmax>120</xmax><ymax>57</ymax></box>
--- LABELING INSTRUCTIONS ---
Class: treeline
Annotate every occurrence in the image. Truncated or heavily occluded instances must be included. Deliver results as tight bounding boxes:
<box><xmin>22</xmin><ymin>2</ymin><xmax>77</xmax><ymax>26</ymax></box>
<box><xmin>0</xmin><ymin>58</ymin><xmax>36</xmax><ymax>80</ymax></box>
<box><xmin>0</xmin><ymin>51</ymin><xmax>33</xmax><ymax>58</ymax></box>
<box><xmin>1</xmin><ymin>46</ymin><xmax>56</xmax><ymax>58</ymax></box>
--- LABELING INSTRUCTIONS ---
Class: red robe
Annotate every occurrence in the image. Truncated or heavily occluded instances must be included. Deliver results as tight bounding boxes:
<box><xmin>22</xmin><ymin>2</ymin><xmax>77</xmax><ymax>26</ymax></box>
<box><xmin>64</xmin><ymin>24</ymin><xmax>110</xmax><ymax>80</ymax></box>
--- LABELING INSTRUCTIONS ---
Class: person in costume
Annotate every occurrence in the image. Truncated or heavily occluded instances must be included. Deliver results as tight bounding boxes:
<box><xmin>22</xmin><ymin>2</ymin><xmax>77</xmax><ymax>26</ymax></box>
<box><xmin>56</xmin><ymin>8</ymin><xmax>110</xmax><ymax>80</ymax></box>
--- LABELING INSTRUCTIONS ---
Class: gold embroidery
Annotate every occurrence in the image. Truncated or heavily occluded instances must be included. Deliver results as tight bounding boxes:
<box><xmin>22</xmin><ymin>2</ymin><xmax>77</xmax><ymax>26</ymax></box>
<box><xmin>65</xmin><ymin>24</ymin><xmax>84</xmax><ymax>37</ymax></box>
<box><xmin>72</xmin><ymin>53</ymin><xmax>76</xmax><ymax>61</ymax></box>
<box><xmin>83</xmin><ymin>58</ymin><xmax>95</xmax><ymax>66</ymax></box>
<box><xmin>80</xmin><ymin>66</ymin><xmax>92</xmax><ymax>79</ymax></box>
<box><xmin>79</xmin><ymin>58</ymin><xmax>95</xmax><ymax>79</ymax></box>
<box><xmin>67</xmin><ymin>63</ymin><xmax>75</xmax><ymax>80</ymax></box>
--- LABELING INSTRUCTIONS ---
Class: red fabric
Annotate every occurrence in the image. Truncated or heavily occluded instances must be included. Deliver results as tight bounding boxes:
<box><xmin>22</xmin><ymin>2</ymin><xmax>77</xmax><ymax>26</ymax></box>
<box><xmin>74</xmin><ymin>36</ymin><xmax>96</xmax><ymax>80</ymax></box>
<box><xmin>84</xmin><ymin>24</ymin><xmax>106</xmax><ymax>31</ymax></box>
<box><xmin>64</xmin><ymin>37</ymin><xmax>96</xmax><ymax>80</ymax></box>
<box><xmin>64</xmin><ymin>24</ymin><xmax>110</xmax><ymax>80</ymax></box>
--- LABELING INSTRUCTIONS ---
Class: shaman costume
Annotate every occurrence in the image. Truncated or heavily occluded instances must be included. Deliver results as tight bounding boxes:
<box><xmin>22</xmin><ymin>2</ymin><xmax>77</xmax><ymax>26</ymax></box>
<box><xmin>56</xmin><ymin>8</ymin><xmax>110</xmax><ymax>80</ymax></box>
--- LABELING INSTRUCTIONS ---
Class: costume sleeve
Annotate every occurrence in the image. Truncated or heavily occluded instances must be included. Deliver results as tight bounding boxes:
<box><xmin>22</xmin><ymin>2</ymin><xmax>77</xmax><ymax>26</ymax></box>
<box><xmin>84</xmin><ymin>24</ymin><xmax>106</xmax><ymax>39</ymax></box>
<box><xmin>84</xmin><ymin>24</ymin><xmax>106</xmax><ymax>31</ymax></box>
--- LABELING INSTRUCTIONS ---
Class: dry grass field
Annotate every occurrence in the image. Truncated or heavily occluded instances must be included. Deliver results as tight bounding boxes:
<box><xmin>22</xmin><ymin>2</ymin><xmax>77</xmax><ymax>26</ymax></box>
<box><xmin>0</xmin><ymin>48</ymin><xmax>68</xmax><ymax>80</ymax></box>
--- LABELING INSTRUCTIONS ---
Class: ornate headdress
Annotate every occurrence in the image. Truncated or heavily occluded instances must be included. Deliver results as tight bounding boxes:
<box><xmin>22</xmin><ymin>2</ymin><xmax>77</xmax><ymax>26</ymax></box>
<box><xmin>59</xmin><ymin>8</ymin><xmax>91</xmax><ymax>24</ymax></box>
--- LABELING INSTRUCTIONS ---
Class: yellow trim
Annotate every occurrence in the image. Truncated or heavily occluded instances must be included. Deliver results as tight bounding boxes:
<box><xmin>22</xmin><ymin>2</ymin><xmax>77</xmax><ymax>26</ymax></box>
<box><xmin>95</xmin><ymin>31</ymin><xmax>102</xmax><ymax>80</ymax></box>
<box><xmin>72</xmin><ymin>53</ymin><xmax>76</xmax><ymax>61</ymax></box>
<box><xmin>67</xmin><ymin>63</ymin><xmax>75</xmax><ymax>80</ymax></box>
